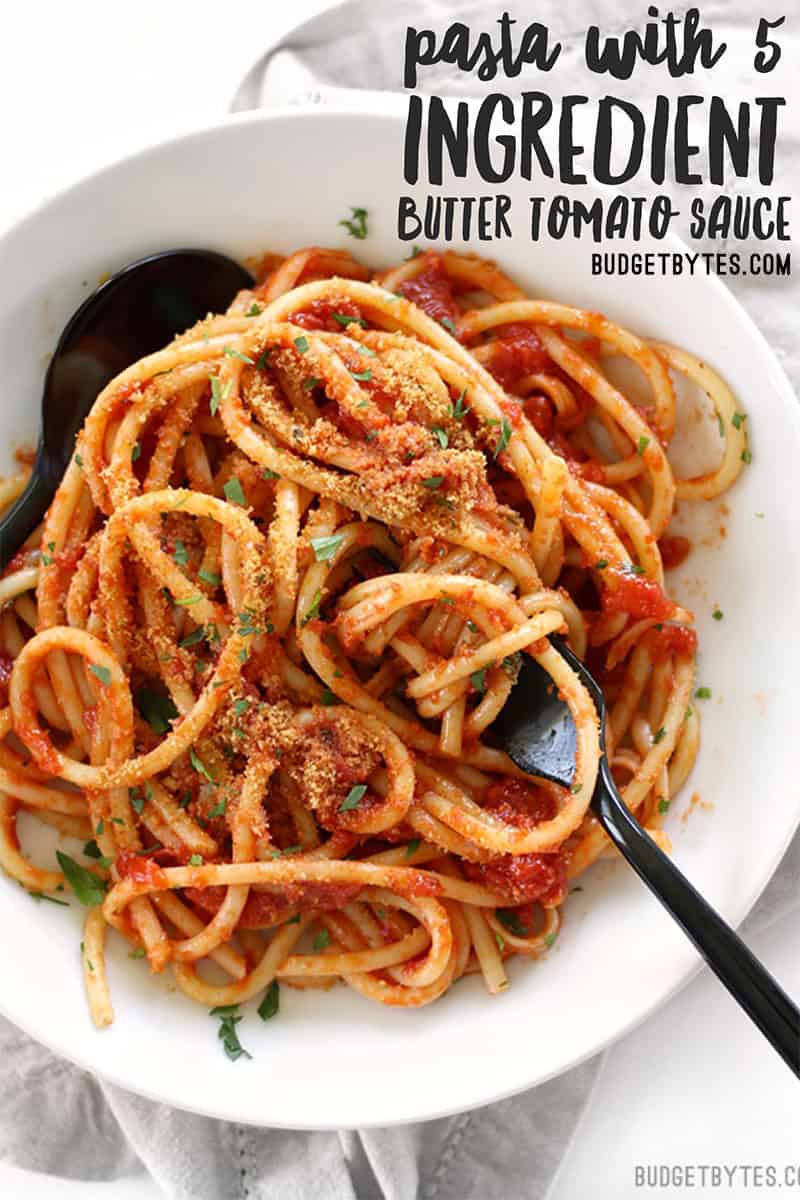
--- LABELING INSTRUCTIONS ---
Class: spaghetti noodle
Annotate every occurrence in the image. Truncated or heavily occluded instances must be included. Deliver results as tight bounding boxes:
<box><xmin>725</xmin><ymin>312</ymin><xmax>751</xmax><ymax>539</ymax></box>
<box><xmin>0</xmin><ymin>246</ymin><xmax>747</xmax><ymax>1030</ymax></box>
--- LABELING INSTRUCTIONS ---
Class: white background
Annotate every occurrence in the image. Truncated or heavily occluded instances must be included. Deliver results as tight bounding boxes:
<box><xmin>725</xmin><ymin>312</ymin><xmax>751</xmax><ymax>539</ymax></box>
<box><xmin>0</xmin><ymin>3</ymin><xmax>797</xmax><ymax>1197</ymax></box>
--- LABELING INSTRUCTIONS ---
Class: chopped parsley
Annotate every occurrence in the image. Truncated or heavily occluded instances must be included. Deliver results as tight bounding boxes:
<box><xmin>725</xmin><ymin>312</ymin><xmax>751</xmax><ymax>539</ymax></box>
<box><xmin>246</xmin><ymin>302</ymin><xmax>262</xmax><ymax>317</ymax></box>
<box><xmin>741</xmin><ymin>448</ymin><xmax>752</xmax><ymax>464</ymax></box>
<box><xmin>422</xmin><ymin>475</ymin><xmax>444</xmax><ymax>489</ymax></box>
<box><xmin>190</xmin><ymin>748</ymin><xmax>216</xmax><ymax>786</ymax></box>
<box><xmin>310</xmin><ymin>534</ymin><xmax>344</xmax><ymax>562</ymax></box>
<box><xmin>332</xmin><ymin>312</ymin><xmax>367</xmax><ymax>328</ymax></box>
<box><xmin>233</xmin><ymin>698</ymin><xmax>251</xmax><ymax>717</ymax></box>
<box><xmin>637</xmin><ymin>435</ymin><xmax>650</xmax><ymax>455</ymax></box>
<box><xmin>594</xmin><ymin>559</ymin><xmax>608</xmax><ymax>570</ymax></box>
<box><xmin>695</xmin><ymin>686</ymin><xmax>712</xmax><ymax>700</ymax></box>
<box><xmin>210</xmin><ymin>1005</ymin><xmax>251</xmax><ymax>1062</ymax></box>
<box><xmin>258</xmin><ymin>979</ymin><xmax>280</xmax><ymax>1021</ymax></box>
<box><xmin>198</xmin><ymin>569</ymin><xmax>222</xmax><ymax>587</ymax></box>
<box><xmin>544</xmin><ymin>931</ymin><xmax>558</xmax><ymax>948</ymax></box>
<box><xmin>658</xmin><ymin>798</ymin><xmax>670</xmax><ymax>814</ymax></box>
<box><xmin>294</xmin><ymin>335</ymin><xmax>310</xmax><ymax>354</ymax></box>
<box><xmin>339</xmin><ymin>206</ymin><xmax>368</xmax><ymax>240</ymax></box>
<box><xmin>432</xmin><ymin>427</ymin><xmax>448</xmax><ymax>449</ymax></box>
<box><xmin>56</xmin><ymin>851</ymin><xmax>107</xmax><ymax>907</ymax></box>
<box><xmin>173</xmin><ymin>540</ymin><xmax>189</xmax><ymax>567</ymax></box>
<box><xmin>208</xmin><ymin>799</ymin><xmax>227</xmax><ymax>819</ymax></box>
<box><xmin>129</xmin><ymin>948</ymin><xmax>146</xmax><ymax>959</ymax></box>
<box><xmin>319</xmin><ymin>688</ymin><xmax>340</xmax><ymax>706</ymax></box>
<box><xmin>223</xmin><ymin>477</ymin><xmax>246</xmax><ymax>507</ymax></box>
<box><xmin>131</xmin><ymin>441</ymin><xmax>142</xmax><ymax>462</ymax></box>
<box><xmin>349</xmin><ymin>368</ymin><xmax>372</xmax><ymax>382</ymax></box>
<box><xmin>732</xmin><ymin>412</ymin><xmax>746</xmax><ymax>430</ymax></box>
<box><xmin>471</xmin><ymin>668</ymin><xmax>487</xmax><ymax>695</ymax></box>
<box><xmin>135</xmin><ymin>687</ymin><xmax>178</xmax><ymax>734</ymax></box>
<box><xmin>210</xmin><ymin>375</ymin><xmax>232</xmax><ymax>415</ymax></box>
<box><xmin>405</xmin><ymin>839</ymin><xmax>421</xmax><ymax>858</ymax></box>
<box><xmin>451</xmin><ymin>388</ymin><xmax>469</xmax><ymax>420</ymax></box>
<box><xmin>440</xmin><ymin>316</ymin><xmax>457</xmax><ymax>334</ymax></box>
<box><xmin>313</xmin><ymin>929</ymin><xmax>331</xmax><ymax>951</ymax></box>
<box><xmin>223</xmin><ymin>346</ymin><xmax>254</xmax><ymax>364</ymax></box>
<box><xmin>497</xmin><ymin>909</ymin><xmax>529</xmax><ymax>937</ymax></box>
<box><xmin>300</xmin><ymin>589</ymin><xmax>322</xmax><ymax>626</ymax></box>
<box><xmin>340</xmin><ymin>783</ymin><xmax>367</xmax><ymax>811</ymax></box>
<box><xmin>88</xmin><ymin>663</ymin><xmax>111</xmax><ymax>687</ymax></box>
<box><xmin>488</xmin><ymin>417</ymin><xmax>512</xmax><ymax>458</ymax></box>
<box><xmin>653</xmin><ymin>726</ymin><xmax>667</xmax><ymax>744</ymax></box>
<box><xmin>712</xmin><ymin>608</ymin><xmax>723</xmax><ymax>621</ymax></box>
<box><xmin>129</xmin><ymin>787</ymin><xmax>147</xmax><ymax>816</ymax></box>
<box><xmin>262</xmin><ymin>468</ymin><xmax>280</xmax><ymax>480</ymax></box>
<box><xmin>28</xmin><ymin>890</ymin><xmax>69</xmax><ymax>907</ymax></box>
<box><xmin>303</xmin><ymin>376</ymin><xmax>322</xmax><ymax>391</ymax></box>
<box><xmin>189</xmin><ymin>854</ymin><xmax>204</xmax><ymax>867</ymax></box>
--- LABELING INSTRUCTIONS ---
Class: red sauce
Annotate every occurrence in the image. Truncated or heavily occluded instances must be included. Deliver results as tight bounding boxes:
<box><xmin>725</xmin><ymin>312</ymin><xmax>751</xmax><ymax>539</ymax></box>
<box><xmin>464</xmin><ymin>851</ymin><xmax>568</xmax><ymax>906</ymax></box>
<box><xmin>549</xmin><ymin>433</ymin><xmax>605</xmax><ymax>482</ymax></box>
<box><xmin>290</xmin><ymin>297</ymin><xmax>365</xmax><ymax>333</ymax></box>
<box><xmin>602</xmin><ymin>572</ymin><xmax>676</xmax><ymax>621</ymax></box>
<box><xmin>17</xmin><ymin>695</ymin><xmax>61</xmax><ymax>774</ymax></box>
<box><xmin>185</xmin><ymin>880</ymin><xmax>363</xmax><ymax>929</ymax></box>
<box><xmin>482</xmin><ymin>779</ymin><xmax>557</xmax><ymax>829</ymax></box>
<box><xmin>398</xmin><ymin>254</ymin><xmax>460</xmax><ymax>330</ymax></box>
<box><xmin>650</xmin><ymin>624</ymin><xmax>698</xmax><ymax>662</ymax></box>
<box><xmin>523</xmin><ymin>393</ymin><xmax>555</xmax><ymax>440</ymax></box>
<box><xmin>115</xmin><ymin>851</ymin><xmax>167</xmax><ymax>888</ymax></box>
<box><xmin>83</xmin><ymin>705</ymin><xmax>99</xmax><ymax>738</ymax></box>
<box><xmin>484</xmin><ymin>323</ymin><xmax>552</xmax><ymax>389</ymax></box>
<box><xmin>0</xmin><ymin>655</ymin><xmax>13</xmax><ymax>708</ymax></box>
<box><xmin>658</xmin><ymin>535</ymin><xmax>691</xmax><ymax>570</ymax></box>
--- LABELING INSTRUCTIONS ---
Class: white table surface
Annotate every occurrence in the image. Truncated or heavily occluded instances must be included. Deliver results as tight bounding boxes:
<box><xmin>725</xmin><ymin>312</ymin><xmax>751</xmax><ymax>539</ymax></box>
<box><xmin>0</xmin><ymin>3</ymin><xmax>796</xmax><ymax>1197</ymax></box>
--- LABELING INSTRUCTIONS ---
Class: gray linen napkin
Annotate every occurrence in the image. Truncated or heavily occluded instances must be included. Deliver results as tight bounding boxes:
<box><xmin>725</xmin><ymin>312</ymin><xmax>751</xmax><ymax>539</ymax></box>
<box><xmin>2</xmin><ymin>3</ymin><xmax>798</xmax><ymax>1198</ymax></box>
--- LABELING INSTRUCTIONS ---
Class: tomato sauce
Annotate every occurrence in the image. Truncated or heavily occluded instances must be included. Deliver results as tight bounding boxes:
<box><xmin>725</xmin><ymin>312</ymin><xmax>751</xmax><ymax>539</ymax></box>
<box><xmin>398</xmin><ymin>255</ymin><xmax>460</xmax><ymax>330</ymax></box>
<box><xmin>290</xmin><ymin>297</ymin><xmax>365</xmax><ymax>333</ymax></box>
<box><xmin>464</xmin><ymin>850</ymin><xmax>568</xmax><ymax>906</ymax></box>
<box><xmin>602</xmin><ymin>572</ymin><xmax>677</xmax><ymax>621</ymax></box>
<box><xmin>650</xmin><ymin>624</ymin><xmax>698</xmax><ymax>662</ymax></box>
<box><xmin>115</xmin><ymin>851</ymin><xmax>167</xmax><ymax>888</ymax></box>
<box><xmin>523</xmin><ymin>393</ymin><xmax>555</xmax><ymax>440</ymax></box>
<box><xmin>482</xmin><ymin>779</ymin><xmax>557</xmax><ymax>829</ymax></box>
<box><xmin>185</xmin><ymin>880</ymin><xmax>363</xmax><ymax>929</ymax></box>
<box><xmin>658</xmin><ymin>535</ymin><xmax>691</xmax><ymax>570</ymax></box>
<box><xmin>484</xmin><ymin>323</ymin><xmax>552</xmax><ymax>389</ymax></box>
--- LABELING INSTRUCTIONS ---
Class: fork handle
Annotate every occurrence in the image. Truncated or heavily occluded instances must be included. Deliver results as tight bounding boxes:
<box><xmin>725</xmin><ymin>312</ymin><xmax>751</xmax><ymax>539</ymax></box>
<box><xmin>594</xmin><ymin>760</ymin><xmax>800</xmax><ymax>1077</ymax></box>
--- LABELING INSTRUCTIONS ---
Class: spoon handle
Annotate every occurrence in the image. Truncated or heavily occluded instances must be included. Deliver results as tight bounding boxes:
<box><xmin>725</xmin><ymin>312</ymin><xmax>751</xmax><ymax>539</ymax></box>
<box><xmin>0</xmin><ymin>454</ymin><xmax>54</xmax><ymax>571</ymax></box>
<box><xmin>594</xmin><ymin>760</ymin><xmax>800</xmax><ymax>1077</ymax></box>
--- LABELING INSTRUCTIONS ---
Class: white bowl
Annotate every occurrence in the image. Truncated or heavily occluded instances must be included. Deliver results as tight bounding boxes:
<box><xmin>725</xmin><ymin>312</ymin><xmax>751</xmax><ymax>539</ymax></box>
<box><xmin>0</xmin><ymin>105</ymin><xmax>798</xmax><ymax>1129</ymax></box>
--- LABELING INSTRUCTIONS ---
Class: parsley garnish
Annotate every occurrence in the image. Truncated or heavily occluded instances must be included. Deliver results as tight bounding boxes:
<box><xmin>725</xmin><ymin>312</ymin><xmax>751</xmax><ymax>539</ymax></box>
<box><xmin>653</xmin><ymin>726</ymin><xmax>667</xmax><ymax>744</ymax></box>
<box><xmin>422</xmin><ymin>475</ymin><xmax>444</xmax><ymax>489</ymax></box>
<box><xmin>732</xmin><ymin>412</ymin><xmax>746</xmax><ymax>429</ymax></box>
<box><xmin>741</xmin><ymin>448</ymin><xmax>752</xmax><ymax>464</ymax></box>
<box><xmin>210</xmin><ymin>1005</ymin><xmax>251</xmax><ymax>1062</ymax></box>
<box><xmin>190</xmin><ymin>748</ymin><xmax>216</xmax><ymax>785</ymax></box>
<box><xmin>129</xmin><ymin>947</ymin><xmax>146</xmax><ymax>959</ymax></box>
<box><xmin>88</xmin><ymin>663</ymin><xmax>111</xmax><ymax>687</ymax></box>
<box><xmin>319</xmin><ymin>688</ymin><xmax>340</xmax><ymax>706</ymax></box>
<box><xmin>56</xmin><ymin>851</ymin><xmax>107</xmax><ymax>906</ymax></box>
<box><xmin>173</xmin><ymin>540</ymin><xmax>189</xmax><ymax>567</ymax></box>
<box><xmin>262</xmin><ymin>469</ymin><xmax>280</xmax><ymax>480</ymax></box>
<box><xmin>658</xmin><ymin>798</ymin><xmax>670</xmax><ymax>814</ymax></box>
<box><xmin>135</xmin><ymin>687</ymin><xmax>178</xmax><ymax>734</ymax></box>
<box><xmin>310</xmin><ymin>534</ymin><xmax>344</xmax><ymax>562</ymax></box>
<box><xmin>637</xmin><ymin>435</ymin><xmax>650</xmax><ymax>455</ymax></box>
<box><xmin>208</xmin><ymin>799</ymin><xmax>227</xmax><ymax>819</ymax></box>
<box><xmin>350</xmin><ymin>368</ymin><xmax>372</xmax><ymax>382</ymax></box>
<box><xmin>432</xmin><ymin>427</ymin><xmax>448</xmax><ymax>449</ymax></box>
<box><xmin>189</xmin><ymin>854</ymin><xmax>204</xmax><ymax>866</ymax></box>
<box><xmin>131</xmin><ymin>442</ymin><xmax>142</xmax><ymax>462</ymax></box>
<box><xmin>340</xmin><ymin>784</ymin><xmax>367</xmax><ymax>811</ymax></box>
<box><xmin>544</xmin><ymin>931</ymin><xmax>558</xmax><ymax>948</ymax></box>
<box><xmin>595</xmin><ymin>559</ymin><xmax>608</xmax><ymax>570</ymax></box>
<box><xmin>451</xmin><ymin>388</ymin><xmax>469</xmax><ymax>420</ymax></box>
<box><xmin>497</xmin><ymin>909</ymin><xmax>529</xmax><ymax>937</ymax></box>
<box><xmin>293</xmin><ymin>335</ymin><xmax>310</xmax><ymax>354</ymax></box>
<box><xmin>28</xmin><ymin>890</ymin><xmax>69</xmax><ymax>907</ymax></box>
<box><xmin>471</xmin><ymin>668</ymin><xmax>487</xmax><ymax>694</ymax></box>
<box><xmin>198</xmin><ymin>569</ymin><xmax>221</xmax><ymax>587</ymax></box>
<box><xmin>339</xmin><ymin>206</ymin><xmax>368</xmax><ymax>240</ymax></box>
<box><xmin>300</xmin><ymin>589</ymin><xmax>322</xmax><ymax>626</ymax></box>
<box><xmin>246</xmin><ymin>302</ymin><xmax>262</xmax><ymax>317</ymax></box>
<box><xmin>258</xmin><ymin>980</ymin><xmax>279</xmax><ymax>1021</ymax></box>
<box><xmin>313</xmin><ymin>929</ymin><xmax>331</xmax><ymax>951</ymax></box>
<box><xmin>440</xmin><ymin>317</ymin><xmax>457</xmax><ymax>334</ymax></box>
<box><xmin>303</xmin><ymin>376</ymin><xmax>322</xmax><ymax>391</ymax></box>
<box><xmin>223</xmin><ymin>346</ymin><xmax>254</xmax><ymax>364</ymax></box>
<box><xmin>210</xmin><ymin>375</ymin><xmax>232</xmax><ymax>415</ymax></box>
<box><xmin>224</xmin><ymin>477</ymin><xmax>246</xmax><ymax>506</ymax></box>
<box><xmin>488</xmin><ymin>417</ymin><xmax>512</xmax><ymax>457</ymax></box>
<box><xmin>405</xmin><ymin>839</ymin><xmax>421</xmax><ymax>858</ymax></box>
<box><xmin>695</xmin><ymin>687</ymin><xmax>712</xmax><ymax>700</ymax></box>
<box><xmin>332</xmin><ymin>313</ymin><xmax>367</xmax><ymax>328</ymax></box>
<box><xmin>712</xmin><ymin>608</ymin><xmax>723</xmax><ymax>621</ymax></box>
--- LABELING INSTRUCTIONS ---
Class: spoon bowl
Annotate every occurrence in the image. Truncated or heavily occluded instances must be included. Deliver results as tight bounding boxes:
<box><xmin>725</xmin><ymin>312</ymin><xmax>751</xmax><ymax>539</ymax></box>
<box><xmin>0</xmin><ymin>249</ymin><xmax>254</xmax><ymax>568</ymax></box>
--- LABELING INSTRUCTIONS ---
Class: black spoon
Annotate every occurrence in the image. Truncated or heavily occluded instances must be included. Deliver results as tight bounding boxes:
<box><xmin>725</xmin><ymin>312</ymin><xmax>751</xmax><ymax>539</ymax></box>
<box><xmin>0</xmin><ymin>250</ymin><xmax>254</xmax><ymax>570</ymax></box>
<box><xmin>493</xmin><ymin>636</ymin><xmax>800</xmax><ymax>1077</ymax></box>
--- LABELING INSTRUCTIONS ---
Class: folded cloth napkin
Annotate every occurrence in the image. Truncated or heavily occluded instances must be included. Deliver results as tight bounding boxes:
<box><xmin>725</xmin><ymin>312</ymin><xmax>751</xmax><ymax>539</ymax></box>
<box><xmin>2</xmin><ymin>2</ymin><xmax>798</xmax><ymax>1198</ymax></box>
